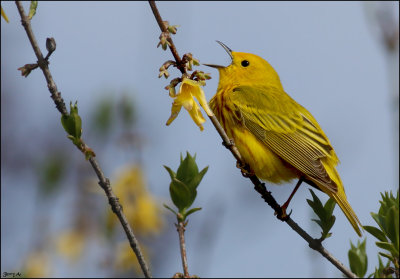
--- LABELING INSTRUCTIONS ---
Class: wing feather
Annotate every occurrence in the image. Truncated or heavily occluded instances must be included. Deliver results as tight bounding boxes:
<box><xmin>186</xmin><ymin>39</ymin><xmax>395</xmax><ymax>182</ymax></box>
<box><xmin>231</xmin><ymin>85</ymin><xmax>338</xmax><ymax>192</ymax></box>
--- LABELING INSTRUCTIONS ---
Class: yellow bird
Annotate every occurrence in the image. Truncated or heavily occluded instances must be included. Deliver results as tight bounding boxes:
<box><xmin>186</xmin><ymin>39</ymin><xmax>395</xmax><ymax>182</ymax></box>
<box><xmin>205</xmin><ymin>41</ymin><xmax>362</xmax><ymax>236</ymax></box>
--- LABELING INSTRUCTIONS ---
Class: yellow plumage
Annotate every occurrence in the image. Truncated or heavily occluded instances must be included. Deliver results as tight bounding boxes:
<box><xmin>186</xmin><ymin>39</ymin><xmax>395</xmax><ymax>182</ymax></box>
<box><xmin>207</xmin><ymin>47</ymin><xmax>362</xmax><ymax>236</ymax></box>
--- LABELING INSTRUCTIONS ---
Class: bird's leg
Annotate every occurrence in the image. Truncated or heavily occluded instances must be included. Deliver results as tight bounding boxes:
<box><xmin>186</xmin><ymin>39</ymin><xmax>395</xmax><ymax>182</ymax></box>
<box><xmin>280</xmin><ymin>177</ymin><xmax>304</xmax><ymax>217</ymax></box>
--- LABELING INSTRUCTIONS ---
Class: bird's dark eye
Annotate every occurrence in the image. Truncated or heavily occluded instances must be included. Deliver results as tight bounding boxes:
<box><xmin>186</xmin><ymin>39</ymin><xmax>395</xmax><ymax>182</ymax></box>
<box><xmin>241</xmin><ymin>60</ymin><xmax>250</xmax><ymax>67</ymax></box>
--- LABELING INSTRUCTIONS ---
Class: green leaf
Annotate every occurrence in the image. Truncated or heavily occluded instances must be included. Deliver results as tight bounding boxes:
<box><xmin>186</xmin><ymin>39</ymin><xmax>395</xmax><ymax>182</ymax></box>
<box><xmin>324</xmin><ymin>198</ymin><xmax>336</xmax><ymax>217</ymax></box>
<box><xmin>61</xmin><ymin>115</ymin><xmax>71</xmax><ymax>135</ymax></box>
<box><xmin>378</xmin><ymin>252</ymin><xmax>394</xmax><ymax>262</ymax></box>
<box><xmin>307</xmin><ymin>189</ymin><xmax>336</xmax><ymax>240</ymax></box>
<box><xmin>379</xmin><ymin>191</ymin><xmax>399</xmax><ymax>215</ymax></box>
<box><xmin>61</xmin><ymin>101</ymin><xmax>82</xmax><ymax>139</ymax></box>
<box><xmin>311</xmin><ymin>218</ymin><xmax>322</xmax><ymax>228</ymax></box>
<box><xmin>306</xmin><ymin>199</ymin><xmax>315</xmax><ymax>209</ymax></box>
<box><xmin>164</xmin><ymin>152</ymin><xmax>208</xmax><ymax>220</ymax></box>
<box><xmin>308</xmin><ymin>189</ymin><xmax>327</xmax><ymax>222</ymax></box>
<box><xmin>28</xmin><ymin>1</ymin><xmax>38</xmax><ymax>20</ymax></box>
<box><xmin>375</xmin><ymin>241</ymin><xmax>398</xmax><ymax>257</ymax></box>
<box><xmin>385</xmin><ymin>206</ymin><xmax>399</xmax><ymax>254</ymax></box>
<box><xmin>173</xmin><ymin>152</ymin><xmax>206</xmax><ymax>211</ymax></box>
<box><xmin>348</xmin><ymin>239</ymin><xmax>368</xmax><ymax>278</ymax></box>
<box><xmin>369</xmin><ymin>255</ymin><xmax>388</xmax><ymax>278</ymax></box>
<box><xmin>164</xmin><ymin>165</ymin><xmax>176</xmax><ymax>180</ymax></box>
<box><xmin>176</xmin><ymin>152</ymin><xmax>199</xmax><ymax>185</ymax></box>
<box><xmin>320</xmin><ymin>232</ymin><xmax>332</xmax><ymax>239</ymax></box>
<box><xmin>163</xmin><ymin>204</ymin><xmax>178</xmax><ymax>216</ymax></box>
<box><xmin>371</xmin><ymin>212</ymin><xmax>386</xmax><ymax>235</ymax></box>
<box><xmin>348</xmin><ymin>250</ymin><xmax>365</xmax><ymax>277</ymax></box>
<box><xmin>307</xmin><ymin>189</ymin><xmax>324</xmax><ymax>215</ymax></box>
<box><xmin>169</xmin><ymin>178</ymin><xmax>191</xmax><ymax>213</ymax></box>
<box><xmin>184</xmin><ymin>207</ymin><xmax>202</xmax><ymax>218</ymax></box>
<box><xmin>322</xmin><ymin>216</ymin><xmax>336</xmax><ymax>239</ymax></box>
<box><xmin>187</xmin><ymin>166</ymin><xmax>209</xmax><ymax>190</ymax></box>
<box><xmin>365</xmin><ymin>189</ymin><xmax>399</xmax><ymax>276</ymax></box>
<box><xmin>186</xmin><ymin>186</ymin><xmax>197</xmax><ymax>210</ymax></box>
<box><xmin>363</xmin><ymin>225</ymin><xmax>388</xmax><ymax>242</ymax></box>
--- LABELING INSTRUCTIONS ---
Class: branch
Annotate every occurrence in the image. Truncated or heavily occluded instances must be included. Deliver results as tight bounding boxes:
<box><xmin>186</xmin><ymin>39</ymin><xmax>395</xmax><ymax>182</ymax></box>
<box><xmin>148</xmin><ymin>1</ymin><xmax>357</xmax><ymax>278</ymax></box>
<box><xmin>285</xmin><ymin>218</ymin><xmax>356</xmax><ymax>278</ymax></box>
<box><xmin>15</xmin><ymin>2</ymin><xmax>151</xmax><ymax>278</ymax></box>
<box><xmin>149</xmin><ymin>1</ymin><xmax>186</xmax><ymax>74</ymax></box>
<box><xmin>176</xmin><ymin>221</ymin><xmax>189</xmax><ymax>278</ymax></box>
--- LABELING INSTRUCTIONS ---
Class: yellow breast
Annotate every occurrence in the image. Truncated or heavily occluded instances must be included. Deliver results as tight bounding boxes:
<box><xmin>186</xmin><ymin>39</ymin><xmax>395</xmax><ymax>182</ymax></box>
<box><xmin>209</xmin><ymin>88</ymin><xmax>298</xmax><ymax>184</ymax></box>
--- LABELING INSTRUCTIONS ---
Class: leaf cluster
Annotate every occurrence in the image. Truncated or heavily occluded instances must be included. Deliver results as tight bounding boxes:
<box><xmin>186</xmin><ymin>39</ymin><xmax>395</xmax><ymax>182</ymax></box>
<box><xmin>365</xmin><ymin>191</ymin><xmax>399</xmax><ymax>263</ymax></box>
<box><xmin>306</xmin><ymin>189</ymin><xmax>336</xmax><ymax>241</ymax></box>
<box><xmin>364</xmin><ymin>190</ymin><xmax>399</xmax><ymax>277</ymax></box>
<box><xmin>61</xmin><ymin>101</ymin><xmax>82</xmax><ymax>143</ymax></box>
<box><xmin>348</xmin><ymin>239</ymin><xmax>368</xmax><ymax>277</ymax></box>
<box><xmin>348</xmin><ymin>190</ymin><xmax>399</xmax><ymax>278</ymax></box>
<box><xmin>164</xmin><ymin>152</ymin><xmax>208</xmax><ymax>222</ymax></box>
<box><xmin>61</xmin><ymin>102</ymin><xmax>94</xmax><ymax>160</ymax></box>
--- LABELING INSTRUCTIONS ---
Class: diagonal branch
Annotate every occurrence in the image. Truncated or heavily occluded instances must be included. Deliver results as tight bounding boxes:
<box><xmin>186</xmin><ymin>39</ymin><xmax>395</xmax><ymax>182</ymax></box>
<box><xmin>15</xmin><ymin>2</ymin><xmax>151</xmax><ymax>278</ymax></box>
<box><xmin>148</xmin><ymin>1</ymin><xmax>357</xmax><ymax>278</ymax></box>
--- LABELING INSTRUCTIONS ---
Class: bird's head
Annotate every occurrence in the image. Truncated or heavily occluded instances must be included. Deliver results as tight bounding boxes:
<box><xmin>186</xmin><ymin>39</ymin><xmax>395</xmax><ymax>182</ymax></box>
<box><xmin>204</xmin><ymin>41</ymin><xmax>282</xmax><ymax>88</ymax></box>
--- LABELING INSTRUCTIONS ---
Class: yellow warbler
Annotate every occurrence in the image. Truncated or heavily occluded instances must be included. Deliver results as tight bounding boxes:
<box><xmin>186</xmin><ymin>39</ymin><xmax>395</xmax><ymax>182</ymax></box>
<box><xmin>205</xmin><ymin>41</ymin><xmax>362</xmax><ymax>236</ymax></box>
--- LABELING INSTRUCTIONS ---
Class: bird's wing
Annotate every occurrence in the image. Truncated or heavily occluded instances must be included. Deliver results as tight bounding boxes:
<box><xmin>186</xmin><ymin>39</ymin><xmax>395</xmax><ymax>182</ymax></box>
<box><xmin>230</xmin><ymin>85</ymin><xmax>338</xmax><ymax>192</ymax></box>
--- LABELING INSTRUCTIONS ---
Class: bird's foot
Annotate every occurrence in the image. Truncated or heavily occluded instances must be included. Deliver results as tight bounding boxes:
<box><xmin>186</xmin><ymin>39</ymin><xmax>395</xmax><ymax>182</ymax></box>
<box><xmin>274</xmin><ymin>204</ymin><xmax>292</xmax><ymax>221</ymax></box>
<box><xmin>236</xmin><ymin>161</ymin><xmax>254</xmax><ymax>178</ymax></box>
<box><xmin>222</xmin><ymin>139</ymin><xmax>235</xmax><ymax>149</ymax></box>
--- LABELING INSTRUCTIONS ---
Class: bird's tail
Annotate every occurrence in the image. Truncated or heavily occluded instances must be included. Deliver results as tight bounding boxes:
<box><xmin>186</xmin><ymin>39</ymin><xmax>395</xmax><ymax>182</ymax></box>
<box><xmin>322</xmin><ymin>162</ymin><xmax>362</xmax><ymax>236</ymax></box>
<box><xmin>329</xmin><ymin>188</ymin><xmax>362</xmax><ymax>236</ymax></box>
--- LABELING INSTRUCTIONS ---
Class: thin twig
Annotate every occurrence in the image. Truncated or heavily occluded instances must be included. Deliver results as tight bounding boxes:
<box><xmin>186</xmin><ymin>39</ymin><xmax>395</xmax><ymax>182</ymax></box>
<box><xmin>15</xmin><ymin>4</ymin><xmax>67</xmax><ymax>116</ymax></box>
<box><xmin>15</xmin><ymin>2</ymin><xmax>151</xmax><ymax>278</ymax></box>
<box><xmin>149</xmin><ymin>1</ymin><xmax>186</xmax><ymax>74</ymax></box>
<box><xmin>176</xmin><ymin>221</ymin><xmax>190</xmax><ymax>278</ymax></box>
<box><xmin>285</xmin><ymin>218</ymin><xmax>356</xmax><ymax>278</ymax></box>
<box><xmin>88</xmin><ymin>158</ymin><xmax>151</xmax><ymax>278</ymax></box>
<box><xmin>148</xmin><ymin>1</ymin><xmax>357</xmax><ymax>278</ymax></box>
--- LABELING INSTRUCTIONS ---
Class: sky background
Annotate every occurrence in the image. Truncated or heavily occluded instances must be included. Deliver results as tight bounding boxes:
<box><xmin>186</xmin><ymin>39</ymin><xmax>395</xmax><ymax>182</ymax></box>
<box><xmin>1</xmin><ymin>1</ymin><xmax>399</xmax><ymax>278</ymax></box>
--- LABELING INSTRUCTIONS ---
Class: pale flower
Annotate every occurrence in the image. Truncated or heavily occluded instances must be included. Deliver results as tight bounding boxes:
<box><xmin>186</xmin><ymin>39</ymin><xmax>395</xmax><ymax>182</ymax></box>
<box><xmin>55</xmin><ymin>229</ymin><xmax>85</xmax><ymax>262</ymax></box>
<box><xmin>106</xmin><ymin>165</ymin><xmax>163</xmax><ymax>236</ymax></box>
<box><xmin>115</xmin><ymin>241</ymin><xmax>150</xmax><ymax>274</ymax></box>
<box><xmin>23</xmin><ymin>250</ymin><xmax>51</xmax><ymax>278</ymax></box>
<box><xmin>131</xmin><ymin>194</ymin><xmax>163</xmax><ymax>235</ymax></box>
<box><xmin>166</xmin><ymin>78</ymin><xmax>214</xmax><ymax>131</ymax></box>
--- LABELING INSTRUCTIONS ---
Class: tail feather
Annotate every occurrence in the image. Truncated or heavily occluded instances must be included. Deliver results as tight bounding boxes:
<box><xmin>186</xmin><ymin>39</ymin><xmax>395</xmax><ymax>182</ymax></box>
<box><xmin>321</xmin><ymin>161</ymin><xmax>362</xmax><ymax>236</ymax></box>
<box><xmin>330</xmin><ymin>190</ymin><xmax>362</xmax><ymax>236</ymax></box>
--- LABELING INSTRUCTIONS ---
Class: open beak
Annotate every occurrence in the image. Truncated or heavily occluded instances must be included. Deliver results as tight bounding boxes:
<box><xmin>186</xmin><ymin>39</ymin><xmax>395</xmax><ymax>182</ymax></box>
<box><xmin>203</xmin><ymin>41</ymin><xmax>233</xmax><ymax>69</ymax></box>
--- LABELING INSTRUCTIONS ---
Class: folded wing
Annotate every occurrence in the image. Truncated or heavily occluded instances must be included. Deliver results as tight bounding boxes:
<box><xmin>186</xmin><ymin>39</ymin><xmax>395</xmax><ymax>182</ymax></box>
<box><xmin>230</xmin><ymin>85</ymin><xmax>338</xmax><ymax>193</ymax></box>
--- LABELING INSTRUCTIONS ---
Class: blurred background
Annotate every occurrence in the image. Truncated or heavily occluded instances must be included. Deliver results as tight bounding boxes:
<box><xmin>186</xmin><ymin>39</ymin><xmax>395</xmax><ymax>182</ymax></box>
<box><xmin>1</xmin><ymin>1</ymin><xmax>398</xmax><ymax>277</ymax></box>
